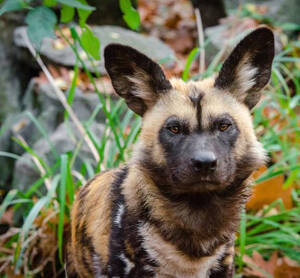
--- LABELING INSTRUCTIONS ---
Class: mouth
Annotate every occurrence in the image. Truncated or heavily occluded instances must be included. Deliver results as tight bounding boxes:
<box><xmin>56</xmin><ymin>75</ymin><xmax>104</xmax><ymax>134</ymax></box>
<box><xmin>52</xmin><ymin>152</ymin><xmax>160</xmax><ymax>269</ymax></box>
<box><xmin>200</xmin><ymin>179</ymin><xmax>219</xmax><ymax>184</ymax></box>
<box><xmin>190</xmin><ymin>179</ymin><xmax>221</xmax><ymax>186</ymax></box>
<box><xmin>170</xmin><ymin>169</ymin><xmax>222</xmax><ymax>186</ymax></box>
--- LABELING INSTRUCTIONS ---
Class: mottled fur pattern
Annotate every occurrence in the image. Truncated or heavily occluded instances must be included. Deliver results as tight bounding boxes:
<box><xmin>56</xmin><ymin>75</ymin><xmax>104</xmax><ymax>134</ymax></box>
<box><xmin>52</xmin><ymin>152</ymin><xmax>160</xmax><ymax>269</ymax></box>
<box><xmin>67</xmin><ymin>27</ymin><xmax>274</xmax><ymax>278</ymax></box>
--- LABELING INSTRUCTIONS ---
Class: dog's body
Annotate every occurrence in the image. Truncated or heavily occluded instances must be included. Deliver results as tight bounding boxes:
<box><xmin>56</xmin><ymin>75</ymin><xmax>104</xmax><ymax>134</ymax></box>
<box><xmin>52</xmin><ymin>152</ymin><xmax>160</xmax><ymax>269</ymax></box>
<box><xmin>67</xmin><ymin>28</ymin><xmax>274</xmax><ymax>278</ymax></box>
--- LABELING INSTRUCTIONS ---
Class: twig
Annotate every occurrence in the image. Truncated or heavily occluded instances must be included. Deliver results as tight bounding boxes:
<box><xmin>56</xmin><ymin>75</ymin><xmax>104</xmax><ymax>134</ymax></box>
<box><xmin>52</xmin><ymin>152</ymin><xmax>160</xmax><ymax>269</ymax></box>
<box><xmin>195</xmin><ymin>8</ymin><xmax>205</xmax><ymax>74</ymax></box>
<box><xmin>0</xmin><ymin>259</ymin><xmax>11</xmax><ymax>273</ymax></box>
<box><xmin>24</xmin><ymin>35</ymin><xmax>100</xmax><ymax>163</ymax></box>
<box><xmin>0</xmin><ymin>227</ymin><xmax>20</xmax><ymax>241</ymax></box>
<box><xmin>71</xmin><ymin>170</ymin><xmax>87</xmax><ymax>185</ymax></box>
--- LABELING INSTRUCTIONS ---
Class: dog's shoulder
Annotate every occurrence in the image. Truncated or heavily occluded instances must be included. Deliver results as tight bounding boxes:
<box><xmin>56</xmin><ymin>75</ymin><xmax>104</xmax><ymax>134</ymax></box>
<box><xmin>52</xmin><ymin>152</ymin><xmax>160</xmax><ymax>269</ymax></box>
<box><xmin>68</xmin><ymin>168</ymin><xmax>122</xmax><ymax>277</ymax></box>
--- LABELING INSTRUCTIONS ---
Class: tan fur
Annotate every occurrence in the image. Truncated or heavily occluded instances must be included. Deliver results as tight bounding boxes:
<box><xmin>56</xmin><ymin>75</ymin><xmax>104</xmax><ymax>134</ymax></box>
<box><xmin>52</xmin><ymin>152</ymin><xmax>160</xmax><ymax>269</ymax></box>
<box><xmin>224</xmin><ymin>245</ymin><xmax>235</xmax><ymax>266</ymax></box>
<box><xmin>70</xmin><ymin>170</ymin><xmax>116</xmax><ymax>276</ymax></box>
<box><xmin>127</xmin><ymin>69</ymin><xmax>155</xmax><ymax>106</ymax></box>
<box><xmin>229</xmin><ymin>54</ymin><xmax>259</xmax><ymax>97</ymax></box>
<box><xmin>86</xmin><ymin>172</ymin><xmax>115</xmax><ymax>263</ymax></box>
<box><xmin>140</xmin><ymin>222</ymin><xmax>225</xmax><ymax>278</ymax></box>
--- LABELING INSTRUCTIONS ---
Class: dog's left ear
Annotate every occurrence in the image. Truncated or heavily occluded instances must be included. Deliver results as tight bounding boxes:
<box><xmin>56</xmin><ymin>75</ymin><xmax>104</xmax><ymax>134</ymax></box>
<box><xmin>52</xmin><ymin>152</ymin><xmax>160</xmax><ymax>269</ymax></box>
<box><xmin>214</xmin><ymin>27</ymin><xmax>274</xmax><ymax>109</ymax></box>
<box><xmin>104</xmin><ymin>44</ymin><xmax>172</xmax><ymax>116</ymax></box>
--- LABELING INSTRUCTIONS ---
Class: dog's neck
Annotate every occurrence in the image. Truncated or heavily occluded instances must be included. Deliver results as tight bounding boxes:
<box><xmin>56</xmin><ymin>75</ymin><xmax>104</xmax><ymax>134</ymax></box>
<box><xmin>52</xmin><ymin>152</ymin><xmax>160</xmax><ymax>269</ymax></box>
<box><xmin>124</xmin><ymin>163</ymin><xmax>251</xmax><ymax>258</ymax></box>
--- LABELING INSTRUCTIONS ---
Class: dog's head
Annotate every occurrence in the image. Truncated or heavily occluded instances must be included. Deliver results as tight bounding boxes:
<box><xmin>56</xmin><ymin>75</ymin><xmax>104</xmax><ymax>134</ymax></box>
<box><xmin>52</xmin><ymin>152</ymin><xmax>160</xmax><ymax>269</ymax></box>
<box><xmin>104</xmin><ymin>27</ymin><xmax>274</xmax><ymax>193</ymax></box>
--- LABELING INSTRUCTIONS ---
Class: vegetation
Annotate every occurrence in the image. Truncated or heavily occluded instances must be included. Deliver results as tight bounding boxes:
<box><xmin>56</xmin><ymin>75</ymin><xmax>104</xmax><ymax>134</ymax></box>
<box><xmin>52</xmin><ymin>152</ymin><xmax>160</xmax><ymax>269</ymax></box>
<box><xmin>0</xmin><ymin>1</ymin><xmax>299</xmax><ymax>277</ymax></box>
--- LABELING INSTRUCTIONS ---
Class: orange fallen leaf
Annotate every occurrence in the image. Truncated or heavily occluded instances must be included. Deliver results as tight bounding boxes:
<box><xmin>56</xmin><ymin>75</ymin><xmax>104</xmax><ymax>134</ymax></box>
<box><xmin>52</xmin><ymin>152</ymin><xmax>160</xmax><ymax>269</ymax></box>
<box><xmin>243</xmin><ymin>251</ymin><xmax>278</xmax><ymax>277</ymax></box>
<box><xmin>247</xmin><ymin>165</ymin><xmax>293</xmax><ymax>210</ymax></box>
<box><xmin>275</xmin><ymin>261</ymin><xmax>300</xmax><ymax>278</ymax></box>
<box><xmin>243</xmin><ymin>251</ymin><xmax>300</xmax><ymax>278</ymax></box>
<box><xmin>0</xmin><ymin>207</ymin><xmax>13</xmax><ymax>225</ymax></box>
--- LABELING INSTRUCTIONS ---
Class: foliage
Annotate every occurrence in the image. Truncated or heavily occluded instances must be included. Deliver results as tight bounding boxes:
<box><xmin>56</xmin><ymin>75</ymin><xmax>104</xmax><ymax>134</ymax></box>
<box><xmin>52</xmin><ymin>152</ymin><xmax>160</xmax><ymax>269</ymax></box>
<box><xmin>25</xmin><ymin>6</ymin><xmax>57</xmax><ymax>48</ymax></box>
<box><xmin>0</xmin><ymin>0</ymin><xmax>140</xmax><ymax>49</ymax></box>
<box><xmin>0</xmin><ymin>1</ymin><xmax>299</xmax><ymax>277</ymax></box>
<box><xmin>119</xmin><ymin>0</ymin><xmax>140</xmax><ymax>30</ymax></box>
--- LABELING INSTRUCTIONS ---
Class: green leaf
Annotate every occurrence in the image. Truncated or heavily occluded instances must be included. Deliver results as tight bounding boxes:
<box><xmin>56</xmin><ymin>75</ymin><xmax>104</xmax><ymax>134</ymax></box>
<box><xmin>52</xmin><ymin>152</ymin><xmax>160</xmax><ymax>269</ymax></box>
<box><xmin>80</xmin><ymin>25</ymin><xmax>100</xmax><ymax>60</ymax></box>
<box><xmin>77</xmin><ymin>0</ymin><xmax>92</xmax><ymax>26</ymax></box>
<box><xmin>56</xmin><ymin>0</ymin><xmax>94</xmax><ymax>10</ymax></box>
<box><xmin>119</xmin><ymin>0</ymin><xmax>140</xmax><ymax>30</ymax></box>
<box><xmin>0</xmin><ymin>0</ymin><xmax>27</xmax><ymax>16</ymax></box>
<box><xmin>123</xmin><ymin>9</ymin><xmax>140</xmax><ymax>30</ymax></box>
<box><xmin>25</xmin><ymin>6</ymin><xmax>57</xmax><ymax>48</ymax></box>
<box><xmin>60</xmin><ymin>4</ymin><xmax>75</xmax><ymax>23</ymax></box>
<box><xmin>43</xmin><ymin>0</ymin><xmax>57</xmax><ymax>7</ymax></box>
<box><xmin>119</xmin><ymin>0</ymin><xmax>131</xmax><ymax>11</ymax></box>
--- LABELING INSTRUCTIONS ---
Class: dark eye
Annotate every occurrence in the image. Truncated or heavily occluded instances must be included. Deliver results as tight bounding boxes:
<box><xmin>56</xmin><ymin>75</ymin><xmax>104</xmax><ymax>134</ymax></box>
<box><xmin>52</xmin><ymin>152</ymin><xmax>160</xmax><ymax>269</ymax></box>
<box><xmin>168</xmin><ymin>126</ymin><xmax>180</xmax><ymax>134</ymax></box>
<box><xmin>218</xmin><ymin>122</ymin><xmax>231</xmax><ymax>132</ymax></box>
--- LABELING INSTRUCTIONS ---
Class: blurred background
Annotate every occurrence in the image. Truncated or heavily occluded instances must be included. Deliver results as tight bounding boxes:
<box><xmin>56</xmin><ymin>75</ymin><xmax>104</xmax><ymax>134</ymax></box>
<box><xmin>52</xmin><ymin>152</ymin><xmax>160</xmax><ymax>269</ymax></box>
<box><xmin>0</xmin><ymin>0</ymin><xmax>299</xmax><ymax>277</ymax></box>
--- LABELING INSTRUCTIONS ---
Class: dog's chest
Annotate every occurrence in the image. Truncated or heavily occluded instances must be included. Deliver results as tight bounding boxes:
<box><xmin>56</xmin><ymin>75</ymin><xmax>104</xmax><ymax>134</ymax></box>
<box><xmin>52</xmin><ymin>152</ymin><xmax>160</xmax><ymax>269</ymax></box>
<box><xmin>140</xmin><ymin>223</ymin><xmax>225</xmax><ymax>278</ymax></box>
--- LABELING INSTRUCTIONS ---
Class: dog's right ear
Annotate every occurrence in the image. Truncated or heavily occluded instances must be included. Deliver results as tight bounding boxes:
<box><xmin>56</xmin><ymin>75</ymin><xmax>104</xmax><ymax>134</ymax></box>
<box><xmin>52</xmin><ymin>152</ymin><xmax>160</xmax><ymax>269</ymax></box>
<box><xmin>104</xmin><ymin>44</ymin><xmax>172</xmax><ymax>116</ymax></box>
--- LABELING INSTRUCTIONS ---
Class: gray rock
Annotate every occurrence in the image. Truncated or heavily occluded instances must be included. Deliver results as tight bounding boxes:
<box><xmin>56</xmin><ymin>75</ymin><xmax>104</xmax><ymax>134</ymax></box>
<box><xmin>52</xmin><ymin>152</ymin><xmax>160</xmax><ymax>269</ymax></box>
<box><xmin>20</xmin><ymin>79</ymin><xmax>109</xmax><ymax>141</ymax></box>
<box><xmin>14</xmin><ymin>25</ymin><xmax>176</xmax><ymax>74</ymax></box>
<box><xmin>36</xmin><ymin>82</ymin><xmax>107</xmax><ymax>123</ymax></box>
<box><xmin>12</xmin><ymin>121</ymin><xmax>104</xmax><ymax>192</ymax></box>
<box><xmin>205</xmin><ymin>25</ymin><xmax>283</xmax><ymax>58</ymax></box>
<box><xmin>0</xmin><ymin>22</ymin><xmax>21</xmax><ymax>123</ymax></box>
<box><xmin>224</xmin><ymin>0</ymin><xmax>300</xmax><ymax>25</ymax></box>
<box><xmin>0</xmin><ymin>112</ymin><xmax>33</xmax><ymax>188</ymax></box>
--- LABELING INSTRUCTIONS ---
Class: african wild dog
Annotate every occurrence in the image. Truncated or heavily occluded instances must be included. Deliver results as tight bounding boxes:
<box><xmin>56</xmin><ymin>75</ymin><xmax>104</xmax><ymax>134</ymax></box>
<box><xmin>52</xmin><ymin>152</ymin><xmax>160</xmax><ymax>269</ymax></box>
<box><xmin>67</xmin><ymin>27</ymin><xmax>274</xmax><ymax>277</ymax></box>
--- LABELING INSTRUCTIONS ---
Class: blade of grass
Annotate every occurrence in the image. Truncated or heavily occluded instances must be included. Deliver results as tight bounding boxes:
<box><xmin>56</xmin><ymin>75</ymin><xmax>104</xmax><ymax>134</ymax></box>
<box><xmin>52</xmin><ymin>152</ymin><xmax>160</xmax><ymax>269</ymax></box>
<box><xmin>0</xmin><ymin>151</ymin><xmax>21</xmax><ymax>160</ymax></box>
<box><xmin>64</xmin><ymin>61</ymin><xmax>79</xmax><ymax>121</ymax></box>
<box><xmin>0</xmin><ymin>190</ymin><xmax>18</xmax><ymax>220</ymax></box>
<box><xmin>238</xmin><ymin>209</ymin><xmax>246</xmax><ymax>271</ymax></box>
<box><xmin>58</xmin><ymin>154</ymin><xmax>68</xmax><ymax>263</ymax></box>
<box><xmin>66</xmin><ymin>154</ymin><xmax>74</xmax><ymax>206</ymax></box>
<box><xmin>15</xmin><ymin>196</ymin><xmax>49</xmax><ymax>271</ymax></box>
<box><xmin>25</xmin><ymin>111</ymin><xmax>58</xmax><ymax>159</ymax></box>
<box><xmin>182</xmin><ymin>47</ymin><xmax>200</xmax><ymax>82</ymax></box>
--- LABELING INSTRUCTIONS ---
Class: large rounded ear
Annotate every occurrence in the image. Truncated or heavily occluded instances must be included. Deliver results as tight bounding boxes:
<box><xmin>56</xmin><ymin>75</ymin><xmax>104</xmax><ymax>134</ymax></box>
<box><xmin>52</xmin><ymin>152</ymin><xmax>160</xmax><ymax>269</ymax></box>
<box><xmin>104</xmin><ymin>44</ymin><xmax>172</xmax><ymax>116</ymax></box>
<box><xmin>214</xmin><ymin>27</ymin><xmax>275</xmax><ymax>109</ymax></box>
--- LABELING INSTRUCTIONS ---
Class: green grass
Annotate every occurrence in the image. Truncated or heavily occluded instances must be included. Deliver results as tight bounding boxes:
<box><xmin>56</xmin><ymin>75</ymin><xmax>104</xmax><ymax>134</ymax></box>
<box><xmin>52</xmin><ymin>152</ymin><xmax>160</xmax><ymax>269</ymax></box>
<box><xmin>234</xmin><ymin>38</ymin><xmax>300</xmax><ymax>274</ymax></box>
<box><xmin>0</xmin><ymin>21</ymin><xmax>299</xmax><ymax>278</ymax></box>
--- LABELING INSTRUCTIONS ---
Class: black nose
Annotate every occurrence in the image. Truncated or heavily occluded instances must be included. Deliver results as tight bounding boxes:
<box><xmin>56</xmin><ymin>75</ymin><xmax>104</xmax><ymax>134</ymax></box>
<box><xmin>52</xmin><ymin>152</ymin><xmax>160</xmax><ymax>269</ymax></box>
<box><xmin>191</xmin><ymin>152</ymin><xmax>217</xmax><ymax>172</ymax></box>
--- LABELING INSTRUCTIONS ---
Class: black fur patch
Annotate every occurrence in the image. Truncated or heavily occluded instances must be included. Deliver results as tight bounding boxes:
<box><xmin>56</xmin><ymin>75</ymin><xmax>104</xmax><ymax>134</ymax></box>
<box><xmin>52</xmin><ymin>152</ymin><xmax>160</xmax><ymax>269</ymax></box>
<box><xmin>108</xmin><ymin>167</ymin><xmax>156</xmax><ymax>277</ymax></box>
<box><xmin>156</xmin><ymin>111</ymin><xmax>240</xmax><ymax>191</ymax></box>
<box><xmin>189</xmin><ymin>87</ymin><xmax>204</xmax><ymax>128</ymax></box>
<box><xmin>208</xmin><ymin>113</ymin><xmax>240</xmax><ymax>148</ymax></box>
<box><xmin>108</xmin><ymin>167</ymin><xmax>129</xmax><ymax>276</ymax></box>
